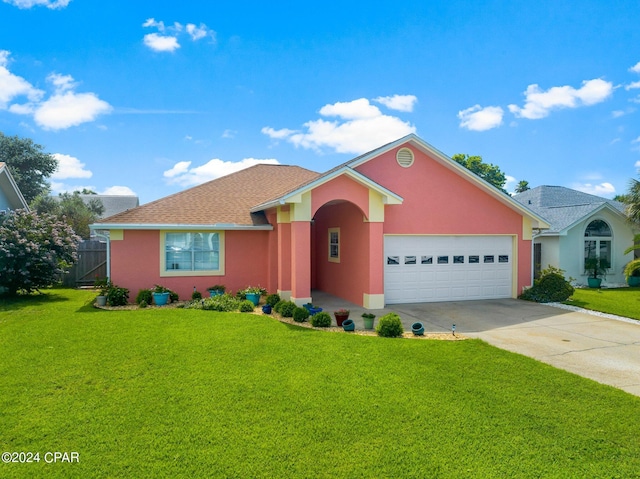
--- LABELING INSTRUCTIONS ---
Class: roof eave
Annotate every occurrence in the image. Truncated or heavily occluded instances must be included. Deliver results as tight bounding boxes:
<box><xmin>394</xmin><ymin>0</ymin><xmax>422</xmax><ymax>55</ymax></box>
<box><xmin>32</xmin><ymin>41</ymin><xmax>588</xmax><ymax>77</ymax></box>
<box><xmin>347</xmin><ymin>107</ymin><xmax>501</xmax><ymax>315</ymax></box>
<box><xmin>556</xmin><ymin>202</ymin><xmax>627</xmax><ymax>235</ymax></box>
<box><xmin>90</xmin><ymin>223</ymin><xmax>273</xmax><ymax>231</ymax></box>
<box><xmin>0</xmin><ymin>164</ymin><xmax>30</xmax><ymax>211</ymax></box>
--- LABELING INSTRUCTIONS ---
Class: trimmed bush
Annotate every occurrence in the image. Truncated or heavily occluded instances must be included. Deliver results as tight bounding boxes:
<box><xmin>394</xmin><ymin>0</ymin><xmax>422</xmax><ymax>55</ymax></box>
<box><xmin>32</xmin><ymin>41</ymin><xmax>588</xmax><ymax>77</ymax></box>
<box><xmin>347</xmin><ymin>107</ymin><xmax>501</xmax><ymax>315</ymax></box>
<box><xmin>239</xmin><ymin>300</ymin><xmax>255</xmax><ymax>312</ymax></box>
<box><xmin>310</xmin><ymin>312</ymin><xmax>332</xmax><ymax>327</ymax></box>
<box><xmin>266</xmin><ymin>293</ymin><xmax>281</xmax><ymax>307</ymax></box>
<box><xmin>293</xmin><ymin>306</ymin><xmax>310</xmax><ymax>322</ymax></box>
<box><xmin>169</xmin><ymin>290</ymin><xmax>179</xmax><ymax>303</ymax></box>
<box><xmin>136</xmin><ymin>288</ymin><xmax>153</xmax><ymax>305</ymax></box>
<box><xmin>519</xmin><ymin>266</ymin><xmax>574</xmax><ymax>303</ymax></box>
<box><xmin>106</xmin><ymin>284</ymin><xmax>129</xmax><ymax>307</ymax></box>
<box><xmin>279</xmin><ymin>301</ymin><xmax>297</xmax><ymax>318</ymax></box>
<box><xmin>192</xmin><ymin>290</ymin><xmax>203</xmax><ymax>301</ymax></box>
<box><xmin>376</xmin><ymin>313</ymin><xmax>404</xmax><ymax>338</ymax></box>
<box><xmin>138</xmin><ymin>300</ymin><xmax>148</xmax><ymax>309</ymax></box>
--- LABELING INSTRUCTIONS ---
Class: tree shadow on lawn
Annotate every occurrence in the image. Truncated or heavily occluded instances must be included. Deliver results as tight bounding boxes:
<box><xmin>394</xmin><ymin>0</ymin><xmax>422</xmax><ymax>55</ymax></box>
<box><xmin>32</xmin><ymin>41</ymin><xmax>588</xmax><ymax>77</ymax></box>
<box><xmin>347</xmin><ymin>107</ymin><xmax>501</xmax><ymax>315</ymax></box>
<box><xmin>0</xmin><ymin>290</ymin><xmax>70</xmax><ymax>311</ymax></box>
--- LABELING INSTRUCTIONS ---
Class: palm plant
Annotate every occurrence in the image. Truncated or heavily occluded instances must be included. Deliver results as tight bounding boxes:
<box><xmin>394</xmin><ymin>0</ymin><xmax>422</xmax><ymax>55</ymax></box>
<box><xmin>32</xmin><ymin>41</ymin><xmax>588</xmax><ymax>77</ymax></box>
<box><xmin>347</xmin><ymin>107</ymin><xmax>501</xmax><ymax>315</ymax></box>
<box><xmin>623</xmin><ymin>234</ymin><xmax>640</xmax><ymax>281</ymax></box>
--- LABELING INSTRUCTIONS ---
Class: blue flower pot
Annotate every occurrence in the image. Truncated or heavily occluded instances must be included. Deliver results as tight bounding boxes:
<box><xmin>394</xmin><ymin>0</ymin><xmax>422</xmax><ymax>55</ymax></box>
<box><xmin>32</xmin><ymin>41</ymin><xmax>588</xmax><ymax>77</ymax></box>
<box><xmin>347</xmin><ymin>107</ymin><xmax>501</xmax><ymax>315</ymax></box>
<box><xmin>209</xmin><ymin>290</ymin><xmax>223</xmax><ymax>297</ymax></box>
<box><xmin>246</xmin><ymin>293</ymin><xmax>260</xmax><ymax>306</ymax></box>
<box><xmin>342</xmin><ymin>319</ymin><xmax>355</xmax><ymax>332</ymax></box>
<box><xmin>628</xmin><ymin>276</ymin><xmax>640</xmax><ymax>287</ymax></box>
<box><xmin>153</xmin><ymin>292</ymin><xmax>170</xmax><ymax>306</ymax></box>
<box><xmin>412</xmin><ymin>322</ymin><xmax>424</xmax><ymax>336</ymax></box>
<box><xmin>309</xmin><ymin>307</ymin><xmax>322</xmax><ymax>315</ymax></box>
<box><xmin>262</xmin><ymin>305</ymin><xmax>272</xmax><ymax>314</ymax></box>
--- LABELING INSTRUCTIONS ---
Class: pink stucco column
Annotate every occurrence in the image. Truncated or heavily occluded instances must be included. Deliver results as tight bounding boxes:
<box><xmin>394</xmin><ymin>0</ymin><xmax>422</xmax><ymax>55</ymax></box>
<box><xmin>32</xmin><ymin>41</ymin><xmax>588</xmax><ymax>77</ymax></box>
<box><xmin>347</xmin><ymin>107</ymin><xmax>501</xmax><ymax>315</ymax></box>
<box><xmin>366</xmin><ymin>222</ymin><xmax>385</xmax><ymax>301</ymax></box>
<box><xmin>290</xmin><ymin>221</ymin><xmax>311</xmax><ymax>304</ymax></box>
<box><xmin>278</xmin><ymin>222</ymin><xmax>292</xmax><ymax>296</ymax></box>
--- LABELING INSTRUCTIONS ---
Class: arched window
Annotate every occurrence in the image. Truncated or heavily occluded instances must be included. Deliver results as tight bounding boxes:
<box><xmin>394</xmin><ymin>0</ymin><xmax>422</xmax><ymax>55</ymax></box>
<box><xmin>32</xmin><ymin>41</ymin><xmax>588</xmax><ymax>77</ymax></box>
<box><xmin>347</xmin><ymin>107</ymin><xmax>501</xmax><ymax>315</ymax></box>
<box><xmin>584</xmin><ymin>219</ymin><xmax>612</xmax><ymax>269</ymax></box>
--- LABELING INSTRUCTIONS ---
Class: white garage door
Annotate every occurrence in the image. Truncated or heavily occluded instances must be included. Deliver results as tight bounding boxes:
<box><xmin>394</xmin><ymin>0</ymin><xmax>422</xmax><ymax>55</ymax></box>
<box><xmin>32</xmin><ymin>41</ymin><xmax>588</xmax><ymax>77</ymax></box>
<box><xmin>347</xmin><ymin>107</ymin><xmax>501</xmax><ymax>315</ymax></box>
<box><xmin>384</xmin><ymin>235</ymin><xmax>513</xmax><ymax>304</ymax></box>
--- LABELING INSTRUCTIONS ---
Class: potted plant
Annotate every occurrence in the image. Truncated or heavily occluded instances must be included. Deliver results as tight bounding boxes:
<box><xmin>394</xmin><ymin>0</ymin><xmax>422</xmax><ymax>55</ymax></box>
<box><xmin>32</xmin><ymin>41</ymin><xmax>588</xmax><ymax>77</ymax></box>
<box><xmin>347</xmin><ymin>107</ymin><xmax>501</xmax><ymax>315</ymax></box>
<box><xmin>242</xmin><ymin>286</ymin><xmax>265</xmax><ymax>306</ymax></box>
<box><xmin>361</xmin><ymin>312</ymin><xmax>375</xmax><ymax>330</ymax></box>
<box><xmin>303</xmin><ymin>303</ymin><xmax>323</xmax><ymax>315</ymax></box>
<box><xmin>152</xmin><ymin>284</ymin><xmax>171</xmax><ymax>306</ymax></box>
<box><xmin>584</xmin><ymin>255</ymin><xmax>609</xmax><ymax>288</ymax></box>
<box><xmin>207</xmin><ymin>284</ymin><xmax>226</xmax><ymax>297</ymax></box>
<box><xmin>94</xmin><ymin>278</ymin><xmax>110</xmax><ymax>307</ymax></box>
<box><xmin>342</xmin><ymin>319</ymin><xmax>355</xmax><ymax>332</ymax></box>
<box><xmin>333</xmin><ymin>308</ymin><xmax>350</xmax><ymax>327</ymax></box>
<box><xmin>623</xmin><ymin>259</ymin><xmax>640</xmax><ymax>287</ymax></box>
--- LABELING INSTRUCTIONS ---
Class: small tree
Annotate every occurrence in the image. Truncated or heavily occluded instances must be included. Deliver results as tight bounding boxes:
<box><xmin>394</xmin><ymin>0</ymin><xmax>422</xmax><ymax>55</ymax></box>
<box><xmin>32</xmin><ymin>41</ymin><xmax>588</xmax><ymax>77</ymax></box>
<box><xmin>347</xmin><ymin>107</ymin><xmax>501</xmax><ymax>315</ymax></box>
<box><xmin>0</xmin><ymin>210</ymin><xmax>81</xmax><ymax>295</ymax></box>
<box><xmin>32</xmin><ymin>191</ymin><xmax>104</xmax><ymax>239</ymax></box>
<box><xmin>515</xmin><ymin>180</ymin><xmax>530</xmax><ymax>193</ymax></box>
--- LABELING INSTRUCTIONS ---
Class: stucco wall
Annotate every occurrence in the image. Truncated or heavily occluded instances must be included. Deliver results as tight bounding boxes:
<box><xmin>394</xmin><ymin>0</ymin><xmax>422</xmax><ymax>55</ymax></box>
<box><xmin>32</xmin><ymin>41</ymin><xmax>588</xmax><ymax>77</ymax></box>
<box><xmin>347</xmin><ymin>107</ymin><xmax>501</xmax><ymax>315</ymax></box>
<box><xmin>354</xmin><ymin>146</ymin><xmax>533</xmax><ymax>295</ymax></box>
<box><xmin>110</xmin><ymin>229</ymin><xmax>271</xmax><ymax>302</ymax></box>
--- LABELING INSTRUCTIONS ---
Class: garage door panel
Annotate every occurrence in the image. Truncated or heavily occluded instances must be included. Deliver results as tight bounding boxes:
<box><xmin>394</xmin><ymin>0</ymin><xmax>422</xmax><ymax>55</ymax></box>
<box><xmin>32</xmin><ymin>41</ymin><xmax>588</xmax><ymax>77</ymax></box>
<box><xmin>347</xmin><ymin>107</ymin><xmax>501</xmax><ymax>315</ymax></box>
<box><xmin>385</xmin><ymin>235</ymin><xmax>513</xmax><ymax>304</ymax></box>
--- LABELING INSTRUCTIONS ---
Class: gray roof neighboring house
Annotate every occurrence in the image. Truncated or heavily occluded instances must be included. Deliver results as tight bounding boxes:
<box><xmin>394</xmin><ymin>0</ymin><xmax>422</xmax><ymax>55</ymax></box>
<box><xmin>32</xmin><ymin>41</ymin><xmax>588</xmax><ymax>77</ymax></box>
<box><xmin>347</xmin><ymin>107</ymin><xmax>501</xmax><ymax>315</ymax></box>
<box><xmin>513</xmin><ymin>186</ymin><xmax>627</xmax><ymax>235</ymax></box>
<box><xmin>78</xmin><ymin>195</ymin><xmax>139</xmax><ymax>219</ymax></box>
<box><xmin>0</xmin><ymin>162</ymin><xmax>29</xmax><ymax>211</ymax></box>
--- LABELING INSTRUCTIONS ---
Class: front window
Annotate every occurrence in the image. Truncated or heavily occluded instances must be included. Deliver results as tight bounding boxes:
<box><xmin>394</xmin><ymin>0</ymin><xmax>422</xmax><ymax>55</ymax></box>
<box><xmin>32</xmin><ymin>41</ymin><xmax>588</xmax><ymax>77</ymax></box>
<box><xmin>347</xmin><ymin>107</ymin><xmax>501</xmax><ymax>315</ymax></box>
<box><xmin>163</xmin><ymin>231</ymin><xmax>223</xmax><ymax>276</ymax></box>
<box><xmin>584</xmin><ymin>220</ymin><xmax>612</xmax><ymax>270</ymax></box>
<box><xmin>328</xmin><ymin>228</ymin><xmax>340</xmax><ymax>263</ymax></box>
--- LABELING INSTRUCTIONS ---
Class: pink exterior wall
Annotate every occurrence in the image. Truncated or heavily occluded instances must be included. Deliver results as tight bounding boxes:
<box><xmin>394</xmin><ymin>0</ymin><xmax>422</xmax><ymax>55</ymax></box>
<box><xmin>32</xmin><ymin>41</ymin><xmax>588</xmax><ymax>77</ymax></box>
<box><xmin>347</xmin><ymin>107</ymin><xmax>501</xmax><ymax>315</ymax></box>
<box><xmin>311</xmin><ymin>175</ymin><xmax>370</xmax><ymax>218</ymax></box>
<box><xmin>354</xmin><ymin>146</ymin><xmax>532</xmax><ymax>293</ymax></box>
<box><xmin>110</xmin><ymin>229</ymin><xmax>271</xmax><ymax>302</ymax></box>
<box><xmin>313</xmin><ymin>201</ymin><xmax>373</xmax><ymax>305</ymax></box>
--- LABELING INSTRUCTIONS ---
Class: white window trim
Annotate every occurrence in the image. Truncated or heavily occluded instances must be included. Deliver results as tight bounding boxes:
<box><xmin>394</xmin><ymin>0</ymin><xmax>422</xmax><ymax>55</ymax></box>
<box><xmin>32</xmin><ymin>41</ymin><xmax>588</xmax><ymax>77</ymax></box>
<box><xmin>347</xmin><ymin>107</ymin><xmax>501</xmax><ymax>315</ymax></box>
<box><xmin>160</xmin><ymin>230</ymin><xmax>225</xmax><ymax>277</ymax></box>
<box><xmin>328</xmin><ymin>227</ymin><xmax>340</xmax><ymax>263</ymax></box>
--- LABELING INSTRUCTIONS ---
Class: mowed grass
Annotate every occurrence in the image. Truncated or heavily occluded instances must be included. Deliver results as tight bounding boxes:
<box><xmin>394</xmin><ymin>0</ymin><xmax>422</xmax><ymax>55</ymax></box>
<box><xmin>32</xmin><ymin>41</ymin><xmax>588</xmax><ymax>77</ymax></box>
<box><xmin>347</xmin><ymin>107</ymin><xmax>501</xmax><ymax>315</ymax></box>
<box><xmin>565</xmin><ymin>286</ymin><xmax>640</xmax><ymax>320</ymax></box>
<box><xmin>1</xmin><ymin>290</ymin><xmax>639</xmax><ymax>478</ymax></box>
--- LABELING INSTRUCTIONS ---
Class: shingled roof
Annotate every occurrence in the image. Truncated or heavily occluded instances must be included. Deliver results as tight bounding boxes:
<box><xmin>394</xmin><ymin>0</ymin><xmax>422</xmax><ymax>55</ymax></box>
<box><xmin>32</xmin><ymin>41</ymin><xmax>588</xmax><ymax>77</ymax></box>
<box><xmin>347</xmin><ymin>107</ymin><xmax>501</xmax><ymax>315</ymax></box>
<box><xmin>513</xmin><ymin>185</ymin><xmax>627</xmax><ymax>235</ymax></box>
<box><xmin>97</xmin><ymin>164</ymin><xmax>320</xmax><ymax>227</ymax></box>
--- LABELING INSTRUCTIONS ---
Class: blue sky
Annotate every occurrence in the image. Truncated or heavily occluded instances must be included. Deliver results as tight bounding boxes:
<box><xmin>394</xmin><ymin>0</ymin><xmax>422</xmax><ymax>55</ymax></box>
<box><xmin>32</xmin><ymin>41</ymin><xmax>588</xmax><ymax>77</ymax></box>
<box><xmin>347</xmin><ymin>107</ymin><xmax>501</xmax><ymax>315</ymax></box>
<box><xmin>1</xmin><ymin>0</ymin><xmax>639</xmax><ymax>204</ymax></box>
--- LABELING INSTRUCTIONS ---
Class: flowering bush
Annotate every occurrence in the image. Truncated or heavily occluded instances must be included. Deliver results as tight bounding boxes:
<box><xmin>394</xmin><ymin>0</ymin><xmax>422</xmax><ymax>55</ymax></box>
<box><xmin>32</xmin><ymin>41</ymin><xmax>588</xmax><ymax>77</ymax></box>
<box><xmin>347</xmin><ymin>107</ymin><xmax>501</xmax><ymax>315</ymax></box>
<box><xmin>0</xmin><ymin>209</ymin><xmax>80</xmax><ymax>295</ymax></box>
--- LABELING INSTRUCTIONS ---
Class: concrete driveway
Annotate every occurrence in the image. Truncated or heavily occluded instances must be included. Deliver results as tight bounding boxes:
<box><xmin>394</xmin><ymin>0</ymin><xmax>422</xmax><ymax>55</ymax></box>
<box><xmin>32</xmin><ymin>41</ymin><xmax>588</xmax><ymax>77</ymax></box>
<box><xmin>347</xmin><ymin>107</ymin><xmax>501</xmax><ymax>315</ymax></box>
<box><xmin>311</xmin><ymin>292</ymin><xmax>640</xmax><ymax>397</ymax></box>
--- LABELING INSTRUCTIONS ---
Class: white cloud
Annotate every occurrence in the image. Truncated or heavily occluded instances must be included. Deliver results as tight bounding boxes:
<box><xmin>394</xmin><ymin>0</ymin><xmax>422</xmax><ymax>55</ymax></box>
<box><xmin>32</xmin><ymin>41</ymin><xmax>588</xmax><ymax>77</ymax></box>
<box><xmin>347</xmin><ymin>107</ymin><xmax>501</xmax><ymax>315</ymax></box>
<box><xmin>2</xmin><ymin>0</ymin><xmax>70</xmax><ymax>8</ymax></box>
<box><xmin>34</xmin><ymin>90</ymin><xmax>112</xmax><ymax>130</ymax></box>
<box><xmin>262</xmin><ymin>98</ymin><xmax>416</xmax><ymax>154</ymax></box>
<box><xmin>0</xmin><ymin>50</ymin><xmax>44</xmax><ymax>109</ymax></box>
<box><xmin>373</xmin><ymin>94</ymin><xmax>418</xmax><ymax>112</ymax></box>
<box><xmin>51</xmin><ymin>153</ymin><xmax>92</xmax><ymax>179</ymax></box>
<box><xmin>632</xmin><ymin>136</ymin><xmax>640</xmax><ymax>152</ymax></box>
<box><xmin>47</xmin><ymin>72</ymin><xmax>76</xmax><ymax>92</ymax></box>
<box><xmin>142</xmin><ymin>18</ymin><xmax>215</xmax><ymax>52</ymax></box>
<box><xmin>630</xmin><ymin>61</ymin><xmax>640</xmax><ymax>74</ymax></box>
<box><xmin>143</xmin><ymin>33</ymin><xmax>180</xmax><ymax>52</ymax></box>
<box><xmin>101</xmin><ymin>186</ymin><xmax>136</xmax><ymax>196</ymax></box>
<box><xmin>572</xmin><ymin>182</ymin><xmax>616</xmax><ymax>197</ymax></box>
<box><xmin>163</xmin><ymin>158</ymin><xmax>280</xmax><ymax>187</ymax></box>
<box><xmin>221</xmin><ymin>129</ymin><xmax>236</xmax><ymax>139</ymax></box>
<box><xmin>635</xmin><ymin>160</ymin><xmax>640</xmax><ymax>170</ymax></box>
<box><xmin>611</xmin><ymin>110</ymin><xmax>625</xmax><ymax>118</ymax></box>
<box><xmin>458</xmin><ymin>105</ymin><xmax>504</xmax><ymax>131</ymax></box>
<box><xmin>508</xmin><ymin>79</ymin><xmax>613</xmax><ymax>120</ymax></box>
<box><xmin>625</xmin><ymin>81</ymin><xmax>640</xmax><ymax>91</ymax></box>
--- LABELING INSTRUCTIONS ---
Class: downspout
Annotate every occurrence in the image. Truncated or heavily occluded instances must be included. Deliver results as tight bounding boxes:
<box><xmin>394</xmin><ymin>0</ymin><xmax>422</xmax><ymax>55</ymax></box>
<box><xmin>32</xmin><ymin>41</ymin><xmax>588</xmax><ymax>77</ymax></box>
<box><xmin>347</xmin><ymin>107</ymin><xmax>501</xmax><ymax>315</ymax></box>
<box><xmin>93</xmin><ymin>230</ymin><xmax>111</xmax><ymax>280</ymax></box>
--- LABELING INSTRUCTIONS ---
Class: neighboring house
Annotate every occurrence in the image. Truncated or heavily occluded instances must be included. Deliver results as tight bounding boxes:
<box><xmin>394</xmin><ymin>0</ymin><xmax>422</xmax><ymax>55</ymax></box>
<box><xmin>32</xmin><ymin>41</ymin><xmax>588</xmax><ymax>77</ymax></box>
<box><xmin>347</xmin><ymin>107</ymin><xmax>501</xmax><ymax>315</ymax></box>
<box><xmin>93</xmin><ymin>134</ymin><xmax>548</xmax><ymax>308</ymax></box>
<box><xmin>0</xmin><ymin>162</ymin><xmax>29</xmax><ymax>212</ymax></box>
<box><xmin>513</xmin><ymin>186</ymin><xmax>635</xmax><ymax>286</ymax></box>
<box><xmin>78</xmin><ymin>194</ymin><xmax>140</xmax><ymax>219</ymax></box>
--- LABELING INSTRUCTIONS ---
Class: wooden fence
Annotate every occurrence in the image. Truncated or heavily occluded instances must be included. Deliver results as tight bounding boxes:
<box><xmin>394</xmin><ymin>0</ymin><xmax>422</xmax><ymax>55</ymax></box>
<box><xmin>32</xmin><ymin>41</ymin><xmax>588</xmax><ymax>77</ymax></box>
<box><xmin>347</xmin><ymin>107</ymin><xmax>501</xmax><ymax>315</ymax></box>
<box><xmin>62</xmin><ymin>240</ymin><xmax>107</xmax><ymax>288</ymax></box>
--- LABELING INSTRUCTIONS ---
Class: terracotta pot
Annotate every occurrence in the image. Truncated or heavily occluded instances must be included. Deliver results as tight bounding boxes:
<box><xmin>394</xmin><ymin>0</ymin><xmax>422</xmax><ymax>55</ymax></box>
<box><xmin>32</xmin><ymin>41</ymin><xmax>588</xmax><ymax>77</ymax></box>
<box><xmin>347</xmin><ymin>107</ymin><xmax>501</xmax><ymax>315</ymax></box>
<box><xmin>334</xmin><ymin>312</ymin><xmax>349</xmax><ymax>327</ymax></box>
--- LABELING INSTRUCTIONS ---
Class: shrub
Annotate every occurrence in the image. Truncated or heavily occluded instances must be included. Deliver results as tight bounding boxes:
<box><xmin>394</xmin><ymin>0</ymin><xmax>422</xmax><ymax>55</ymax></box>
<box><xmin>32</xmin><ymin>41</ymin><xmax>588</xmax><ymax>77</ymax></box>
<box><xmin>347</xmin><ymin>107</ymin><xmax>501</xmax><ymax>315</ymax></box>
<box><xmin>293</xmin><ymin>306</ymin><xmax>310</xmax><ymax>322</ymax></box>
<box><xmin>106</xmin><ymin>284</ymin><xmax>129</xmax><ymax>306</ymax></box>
<box><xmin>266</xmin><ymin>293</ymin><xmax>281</xmax><ymax>307</ymax></box>
<box><xmin>239</xmin><ymin>300</ymin><xmax>255</xmax><ymax>312</ymax></box>
<box><xmin>278</xmin><ymin>301</ymin><xmax>297</xmax><ymax>318</ymax></box>
<box><xmin>169</xmin><ymin>290</ymin><xmax>179</xmax><ymax>303</ymax></box>
<box><xmin>198</xmin><ymin>294</ymin><xmax>241</xmax><ymax>312</ymax></box>
<box><xmin>310</xmin><ymin>312</ymin><xmax>331</xmax><ymax>327</ymax></box>
<box><xmin>138</xmin><ymin>300</ymin><xmax>148</xmax><ymax>308</ymax></box>
<box><xmin>192</xmin><ymin>290</ymin><xmax>202</xmax><ymax>301</ymax></box>
<box><xmin>273</xmin><ymin>300</ymin><xmax>285</xmax><ymax>314</ymax></box>
<box><xmin>136</xmin><ymin>288</ymin><xmax>153</xmax><ymax>305</ymax></box>
<box><xmin>376</xmin><ymin>313</ymin><xmax>404</xmax><ymax>338</ymax></box>
<box><xmin>519</xmin><ymin>266</ymin><xmax>574</xmax><ymax>303</ymax></box>
<box><xmin>0</xmin><ymin>209</ymin><xmax>81</xmax><ymax>295</ymax></box>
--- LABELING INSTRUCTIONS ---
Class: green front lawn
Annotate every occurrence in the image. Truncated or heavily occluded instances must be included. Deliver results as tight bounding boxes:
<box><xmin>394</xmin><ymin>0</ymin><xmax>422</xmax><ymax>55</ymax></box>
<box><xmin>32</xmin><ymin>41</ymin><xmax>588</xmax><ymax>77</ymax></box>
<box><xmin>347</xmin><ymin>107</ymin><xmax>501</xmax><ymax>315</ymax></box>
<box><xmin>1</xmin><ymin>289</ymin><xmax>639</xmax><ymax>478</ymax></box>
<box><xmin>565</xmin><ymin>286</ymin><xmax>640</xmax><ymax>320</ymax></box>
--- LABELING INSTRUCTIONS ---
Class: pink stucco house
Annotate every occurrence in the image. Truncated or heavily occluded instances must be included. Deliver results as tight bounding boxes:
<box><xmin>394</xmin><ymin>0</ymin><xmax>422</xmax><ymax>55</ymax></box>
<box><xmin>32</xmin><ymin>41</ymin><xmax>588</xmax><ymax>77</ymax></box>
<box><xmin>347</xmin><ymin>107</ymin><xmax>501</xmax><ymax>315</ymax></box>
<box><xmin>93</xmin><ymin>134</ymin><xmax>548</xmax><ymax>308</ymax></box>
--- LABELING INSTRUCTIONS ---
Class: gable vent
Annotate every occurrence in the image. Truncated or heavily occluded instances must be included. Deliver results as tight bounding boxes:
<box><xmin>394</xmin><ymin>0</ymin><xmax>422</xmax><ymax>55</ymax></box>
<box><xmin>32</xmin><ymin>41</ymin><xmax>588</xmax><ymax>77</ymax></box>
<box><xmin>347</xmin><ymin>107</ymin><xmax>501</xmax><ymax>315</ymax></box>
<box><xmin>396</xmin><ymin>148</ymin><xmax>414</xmax><ymax>168</ymax></box>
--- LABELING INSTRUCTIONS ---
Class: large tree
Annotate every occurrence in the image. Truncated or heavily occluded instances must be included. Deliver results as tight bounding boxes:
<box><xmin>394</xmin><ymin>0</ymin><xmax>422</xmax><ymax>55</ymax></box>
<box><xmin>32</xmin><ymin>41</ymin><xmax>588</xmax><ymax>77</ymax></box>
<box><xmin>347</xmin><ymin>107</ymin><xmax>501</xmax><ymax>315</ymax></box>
<box><xmin>451</xmin><ymin>153</ymin><xmax>507</xmax><ymax>193</ymax></box>
<box><xmin>625</xmin><ymin>177</ymin><xmax>640</xmax><ymax>226</ymax></box>
<box><xmin>32</xmin><ymin>191</ymin><xmax>104</xmax><ymax>239</ymax></box>
<box><xmin>0</xmin><ymin>132</ymin><xmax>57</xmax><ymax>204</ymax></box>
<box><xmin>0</xmin><ymin>209</ymin><xmax>80</xmax><ymax>295</ymax></box>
